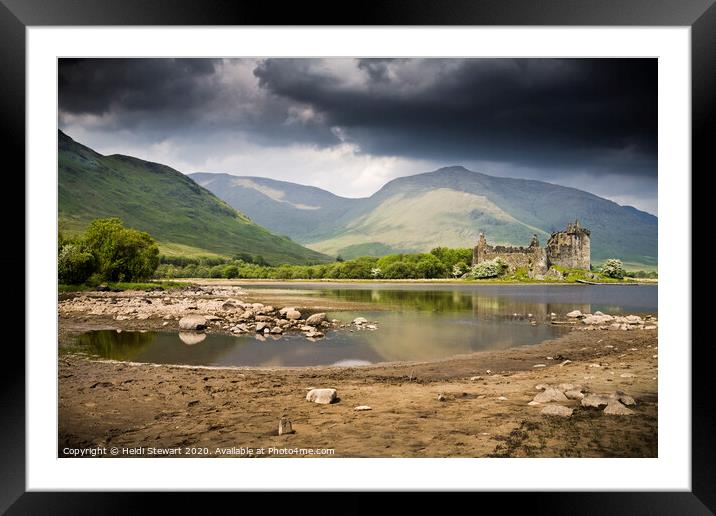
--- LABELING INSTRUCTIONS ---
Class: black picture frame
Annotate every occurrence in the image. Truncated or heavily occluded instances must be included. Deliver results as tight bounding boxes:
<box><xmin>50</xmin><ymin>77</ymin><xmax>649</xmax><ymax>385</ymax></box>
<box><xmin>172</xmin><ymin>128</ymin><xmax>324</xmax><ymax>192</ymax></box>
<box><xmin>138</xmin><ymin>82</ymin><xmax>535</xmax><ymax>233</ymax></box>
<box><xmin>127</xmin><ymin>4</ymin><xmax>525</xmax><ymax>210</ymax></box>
<box><xmin>3</xmin><ymin>0</ymin><xmax>708</xmax><ymax>511</ymax></box>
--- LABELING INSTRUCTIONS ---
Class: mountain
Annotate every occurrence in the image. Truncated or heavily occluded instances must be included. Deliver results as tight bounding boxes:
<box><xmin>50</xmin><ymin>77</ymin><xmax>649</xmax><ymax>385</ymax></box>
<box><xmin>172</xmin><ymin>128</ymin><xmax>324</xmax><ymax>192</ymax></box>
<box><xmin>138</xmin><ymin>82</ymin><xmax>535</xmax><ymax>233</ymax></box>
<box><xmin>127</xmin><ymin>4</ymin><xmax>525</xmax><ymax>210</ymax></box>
<box><xmin>189</xmin><ymin>173</ymin><xmax>360</xmax><ymax>241</ymax></box>
<box><xmin>58</xmin><ymin>131</ymin><xmax>331</xmax><ymax>265</ymax></box>
<box><xmin>193</xmin><ymin>166</ymin><xmax>657</xmax><ymax>268</ymax></box>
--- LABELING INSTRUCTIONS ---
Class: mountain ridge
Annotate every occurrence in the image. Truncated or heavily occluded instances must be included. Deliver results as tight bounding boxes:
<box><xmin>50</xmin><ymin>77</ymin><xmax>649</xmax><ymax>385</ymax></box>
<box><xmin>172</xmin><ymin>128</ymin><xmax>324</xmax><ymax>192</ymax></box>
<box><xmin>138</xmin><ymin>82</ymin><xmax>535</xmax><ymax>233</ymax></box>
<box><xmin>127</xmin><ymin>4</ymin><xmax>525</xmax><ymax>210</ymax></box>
<box><xmin>190</xmin><ymin>166</ymin><xmax>657</xmax><ymax>268</ymax></box>
<box><xmin>58</xmin><ymin>131</ymin><xmax>331</xmax><ymax>265</ymax></box>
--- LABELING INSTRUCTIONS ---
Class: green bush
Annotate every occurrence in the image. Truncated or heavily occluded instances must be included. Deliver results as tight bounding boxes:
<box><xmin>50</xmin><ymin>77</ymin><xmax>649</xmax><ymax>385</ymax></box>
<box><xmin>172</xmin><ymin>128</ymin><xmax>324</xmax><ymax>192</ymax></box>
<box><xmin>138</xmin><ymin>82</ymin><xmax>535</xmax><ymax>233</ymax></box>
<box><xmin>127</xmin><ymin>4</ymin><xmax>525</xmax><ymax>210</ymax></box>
<box><xmin>83</xmin><ymin>218</ymin><xmax>159</xmax><ymax>282</ymax></box>
<box><xmin>224</xmin><ymin>264</ymin><xmax>239</xmax><ymax>278</ymax></box>
<box><xmin>382</xmin><ymin>261</ymin><xmax>418</xmax><ymax>279</ymax></box>
<box><xmin>415</xmin><ymin>254</ymin><xmax>448</xmax><ymax>278</ymax></box>
<box><xmin>58</xmin><ymin>243</ymin><xmax>96</xmax><ymax>284</ymax></box>
<box><xmin>600</xmin><ymin>259</ymin><xmax>626</xmax><ymax>279</ymax></box>
<box><xmin>469</xmin><ymin>258</ymin><xmax>508</xmax><ymax>279</ymax></box>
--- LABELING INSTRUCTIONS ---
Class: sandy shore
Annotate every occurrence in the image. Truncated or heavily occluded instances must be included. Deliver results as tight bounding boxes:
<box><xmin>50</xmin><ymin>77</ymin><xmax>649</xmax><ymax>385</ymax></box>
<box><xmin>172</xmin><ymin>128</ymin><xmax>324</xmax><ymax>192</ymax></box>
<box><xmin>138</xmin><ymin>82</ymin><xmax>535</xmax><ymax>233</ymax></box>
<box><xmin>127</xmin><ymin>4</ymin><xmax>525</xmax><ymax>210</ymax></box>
<box><xmin>58</xmin><ymin>284</ymin><xmax>657</xmax><ymax>458</ymax></box>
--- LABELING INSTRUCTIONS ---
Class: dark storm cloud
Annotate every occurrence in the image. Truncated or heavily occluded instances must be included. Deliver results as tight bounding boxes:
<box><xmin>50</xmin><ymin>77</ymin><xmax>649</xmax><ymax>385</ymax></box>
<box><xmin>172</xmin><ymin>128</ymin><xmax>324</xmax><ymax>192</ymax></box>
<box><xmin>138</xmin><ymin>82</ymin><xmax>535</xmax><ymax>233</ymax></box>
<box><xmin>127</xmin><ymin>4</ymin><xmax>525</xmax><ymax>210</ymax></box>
<box><xmin>59</xmin><ymin>58</ymin><xmax>220</xmax><ymax>115</ymax></box>
<box><xmin>58</xmin><ymin>58</ymin><xmax>657</xmax><ymax>212</ymax></box>
<box><xmin>253</xmin><ymin>58</ymin><xmax>657</xmax><ymax>177</ymax></box>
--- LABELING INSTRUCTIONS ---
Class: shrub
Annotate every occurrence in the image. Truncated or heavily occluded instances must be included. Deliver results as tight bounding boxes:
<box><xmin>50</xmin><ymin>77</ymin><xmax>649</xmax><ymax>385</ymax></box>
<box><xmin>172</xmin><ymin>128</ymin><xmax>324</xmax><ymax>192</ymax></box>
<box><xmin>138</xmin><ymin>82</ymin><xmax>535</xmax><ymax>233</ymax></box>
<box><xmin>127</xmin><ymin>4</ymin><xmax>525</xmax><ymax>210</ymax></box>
<box><xmin>83</xmin><ymin>218</ymin><xmax>159</xmax><ymax>281</ymax></box>
<box><xmin>224</xmin><ymin>264</ymin><xmax>239</xmax><ymax>279</ymax></box>
<box><xmin>469</xmin><ymin>258</ymin><xmax>508</xmax><ymax>279</ymax></box>
<box><xmin>600</xmin><ymin>259</ymin><xmax>626</xmax><ymax>279</ymax></box>
<box><xmin>58</xmin><ymin>244</ymin><xmax>96</xmax><ymax>284</ymax></box>
<box><xmin>452</xmin><ymin>261</ymin><xmax>468</xmax><ymax>278</ymax></box>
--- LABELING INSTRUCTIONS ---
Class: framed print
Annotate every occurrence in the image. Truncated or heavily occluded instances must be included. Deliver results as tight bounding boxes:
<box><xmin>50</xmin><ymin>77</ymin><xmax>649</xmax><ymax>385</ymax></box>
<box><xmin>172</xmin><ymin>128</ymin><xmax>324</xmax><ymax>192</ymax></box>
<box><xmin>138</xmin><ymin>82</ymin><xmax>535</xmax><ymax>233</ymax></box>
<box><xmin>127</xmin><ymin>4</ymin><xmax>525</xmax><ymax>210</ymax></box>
<box><xmin>3</xmin><ymin>0</ymin><xmax>710</xmax><ymax>510</ymax></box>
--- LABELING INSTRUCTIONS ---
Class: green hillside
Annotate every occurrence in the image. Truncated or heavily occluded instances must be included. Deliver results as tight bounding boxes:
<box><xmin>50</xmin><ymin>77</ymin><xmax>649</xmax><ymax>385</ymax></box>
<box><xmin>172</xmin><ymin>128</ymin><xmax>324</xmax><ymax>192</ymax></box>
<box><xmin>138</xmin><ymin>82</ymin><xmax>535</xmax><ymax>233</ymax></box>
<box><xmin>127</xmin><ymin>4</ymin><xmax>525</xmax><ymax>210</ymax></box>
<box><xmin>58</xmin><ymin>131</ymin><xmax>331</xmax><ymax>265</ymax></box>
<box><xmin>195</xmin><ymin>166</ymin><xmax>657</xmax><ymax>269</ymax></box>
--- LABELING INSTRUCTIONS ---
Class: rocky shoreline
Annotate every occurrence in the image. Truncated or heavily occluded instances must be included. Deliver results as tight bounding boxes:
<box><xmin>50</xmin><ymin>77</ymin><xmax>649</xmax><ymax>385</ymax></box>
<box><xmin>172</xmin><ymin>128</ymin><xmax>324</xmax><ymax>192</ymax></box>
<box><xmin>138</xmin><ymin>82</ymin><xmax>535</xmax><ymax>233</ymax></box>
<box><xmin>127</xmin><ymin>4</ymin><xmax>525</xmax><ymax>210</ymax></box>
<box><xmin>58</xmin><ymin>283</ymin><xmax>658</xmax><ymax>458</ymax></box>
<box><xmin>59</xmin><ymin>285</ymin><xmax>379</xmax><ymax>342</ymax></box>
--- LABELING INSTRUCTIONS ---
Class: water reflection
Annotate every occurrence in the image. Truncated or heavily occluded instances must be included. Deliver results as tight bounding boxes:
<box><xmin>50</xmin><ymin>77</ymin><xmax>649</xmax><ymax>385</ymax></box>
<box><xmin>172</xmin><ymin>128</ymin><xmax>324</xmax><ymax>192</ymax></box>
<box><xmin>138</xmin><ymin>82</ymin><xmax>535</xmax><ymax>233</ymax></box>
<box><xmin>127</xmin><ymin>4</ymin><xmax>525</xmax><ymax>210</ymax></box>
<box><xmin>178</xmin><ymin>332</ymin><xmax>206</xmax><ymax>345</ymax></box>
<box><xmin>69</xmin><ymin>285</ymin><xmax>656</xmax><ymax>367</ymax></box>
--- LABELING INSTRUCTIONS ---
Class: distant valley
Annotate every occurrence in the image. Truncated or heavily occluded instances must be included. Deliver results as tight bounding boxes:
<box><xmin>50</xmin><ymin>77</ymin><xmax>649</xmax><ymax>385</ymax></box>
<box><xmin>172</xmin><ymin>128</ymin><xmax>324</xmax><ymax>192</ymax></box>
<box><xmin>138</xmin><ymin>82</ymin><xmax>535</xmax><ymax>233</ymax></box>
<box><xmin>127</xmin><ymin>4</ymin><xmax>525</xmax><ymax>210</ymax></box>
<box><xmin>191</xmin><ymin>167</ymin><xmax>658</xmax><ymax>269</ymax></box>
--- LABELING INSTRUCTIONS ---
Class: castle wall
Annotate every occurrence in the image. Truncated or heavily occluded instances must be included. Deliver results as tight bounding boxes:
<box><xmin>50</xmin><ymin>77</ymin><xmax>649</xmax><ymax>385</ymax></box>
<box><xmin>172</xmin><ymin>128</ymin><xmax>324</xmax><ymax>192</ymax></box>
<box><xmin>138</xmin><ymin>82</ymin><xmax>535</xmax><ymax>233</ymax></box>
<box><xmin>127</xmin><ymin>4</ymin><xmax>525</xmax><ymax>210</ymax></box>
<box><xmin>472</xmin><ymin>221</ymin><xmax>590</xmax><ymax>275</ymax></box>
<box><xmin>545</xmin><ymin>225</ymin><xmax>591</xmax><ymax>270</ymax></box>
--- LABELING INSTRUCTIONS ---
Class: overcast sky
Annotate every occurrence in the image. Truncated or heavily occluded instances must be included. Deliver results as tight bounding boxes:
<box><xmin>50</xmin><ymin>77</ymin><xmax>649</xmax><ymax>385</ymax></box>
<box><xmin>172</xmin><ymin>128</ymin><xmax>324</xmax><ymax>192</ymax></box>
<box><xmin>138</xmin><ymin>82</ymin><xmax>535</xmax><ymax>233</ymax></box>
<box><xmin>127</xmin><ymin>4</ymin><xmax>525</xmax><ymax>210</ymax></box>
<box><xmin>59</xmin><ymin>58</ymin><xmax>657</xmax><ymax>215</ymax></box>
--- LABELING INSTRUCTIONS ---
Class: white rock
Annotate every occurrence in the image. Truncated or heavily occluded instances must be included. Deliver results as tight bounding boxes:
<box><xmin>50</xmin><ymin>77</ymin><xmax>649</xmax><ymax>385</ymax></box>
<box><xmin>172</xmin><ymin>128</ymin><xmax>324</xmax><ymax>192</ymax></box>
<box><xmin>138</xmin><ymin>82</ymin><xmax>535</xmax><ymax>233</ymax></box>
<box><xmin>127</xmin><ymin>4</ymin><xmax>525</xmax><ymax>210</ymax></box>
<box><xmin>620</xmin><ymin>372</ymin><xmax>636</xmax><ymax>378</ymax></box>
<box><xmin>566</xmin><ymin>310</ymin><xmax>583</xmax><ymax>318</ymax></box>
<box><xmin>581</xmin><ymin>394</ymin><xmax>610</xmax><ymax>408</ymax></box>
<box><xmin>306</xmin><ymin>313</ymin><xmax>326</xmax><ymax>326</ymax></box>
<box><xmin>353</xmin><ymin>317</ymin><xmax>368</xmax><ymax>325</ymax></box>
<box><xmin>533</xmin><ymin>388</ymin><xmax>568</xmax><ymax>403</ymax></box>
<box><xmin>285</xmin><ymin>309</ymin><xmax>302</xmax><ymax>320</ymax></box>
<box><xmin>559</xmin><ymin>360</ymin><xmax>572</xmax><ymax>367</ymax></box>
<box><xmin>306</xmin><ymin>388</ymin><xmax>337</xmax><ymax>404</ymax></box>
<box><xmin>603</xmin><ymin>402</ymin><xmax>634</xmax><ymax>415</ymax></box>
<box><xmin>564</xmin><ymin>390</ymin><xmax>585</xmax><ymax>400</ymax></box>
<box><xmin>354</xmin><ymin>405</ymin><xmax>372</xmax><ymax>411</ymax></box>
<box><xmin>533</xmin><ymin>364</ymin><xmax>547</xmax><ymax>368</ymax></box>
<box><xmin>178</xmin><ymin>314</ymin><xmax>208</xmax><ymax>330</ymax></box>
<box><xmin>540</xmin><ymin>405</ymin><xmax>573</xmax><ymax>417</ymax></box>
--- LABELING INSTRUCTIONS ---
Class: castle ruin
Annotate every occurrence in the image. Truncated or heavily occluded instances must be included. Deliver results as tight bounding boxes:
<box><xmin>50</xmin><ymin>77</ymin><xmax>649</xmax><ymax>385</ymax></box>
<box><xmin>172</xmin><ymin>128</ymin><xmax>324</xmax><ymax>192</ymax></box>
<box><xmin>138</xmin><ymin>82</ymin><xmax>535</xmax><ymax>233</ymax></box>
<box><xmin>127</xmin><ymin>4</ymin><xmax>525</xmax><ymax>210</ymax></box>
<box><xmin>472</xmin><ymin>220</ymin><xmax>591</xmax><ymax>277</ymax></box>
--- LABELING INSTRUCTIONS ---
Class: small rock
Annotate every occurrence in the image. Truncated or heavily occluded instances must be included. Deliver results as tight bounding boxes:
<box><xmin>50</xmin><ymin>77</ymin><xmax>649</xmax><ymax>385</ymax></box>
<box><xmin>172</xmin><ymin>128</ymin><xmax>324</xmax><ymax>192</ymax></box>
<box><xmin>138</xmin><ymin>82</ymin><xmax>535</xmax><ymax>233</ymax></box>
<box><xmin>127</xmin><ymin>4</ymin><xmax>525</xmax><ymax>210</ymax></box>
<box><xmin>535</xmin><ymin>384</ymin><xmax>548</xmax><ymax>390</ymax></box>
<box><xmin>278</xmin><ymin>417</ymin><xmax>294</xmax><ymax>435</ymax></box>
<box><xmin>533</xmin><ymin>364</ymin><xmax>547</xmax><ymax>368</ymax></box>
<box><xmin>353</xmin><ymin>317</ymin><xmax>368</xmax><ymax>325</ymax></box>
<box><xmin>566</xmin><ymin>310</ymin><xmax>583</xmax><ymax>318</ymax></box>
<box><xmin>285</xmin><ymin>309</ymin><xmax>302</xmax><ymax>320</ymax></box>
<box><xmin>603</xmin><ymin>401</ymin><xmax>634</xmax><ymax>415</ymax></box>
<box><xmin>581</xmin><ymin>394</ymin><xmax>610</xmax><ymax>408</ymax></box>
<box><xmin>559</xmin><ymin>360</ymin><xmax>572</xmax><ymax>367</ymax></box>
<box><xmin>306</xmin><ymin>313</ymin><xmax>326</xmax><ymax>326</ymax></box>
<box><xmin>271</xmin><ymin>327</ymin><xmax>283</xmax><ymax>334</ymax></box>
<box><xmin>354</xmin><ymin>405</ymin><xmax>372</xmax><ymax>411</ymax></box>
<box><xmin>306</xmin><ymin>388</ymin><xmax>337</xmax><ymax>404</ymax></box>
<box><xmin>497</xmin><ymin>396</ymin><xmax>508</xmax><ymax>401</ymax></box>
<box><xmin>533</xmin><ymin>388</ymin><xmax>568</xmax><ymax>403</ymax></box>
<box><xmin>437</xmin><ymin>393</ymin><xmax>447</xmax><ymax>402</ymax></box>
<box><xmin>540</xmin><ymin>405</ymin><xmax>573</xmax><ymax>417</ymax></box>
<box><xmin>564</xmin><ymin>390</ymin><xmax>584</xmax><ymax>400</ymax></box>
<box><xmin>256</xmin><ymin>322</ymin><xmax>268</xmax><ymax>332</ymax></box>
<box><xmin>470</xmin><ymin>376</ymin><xmax>483</xmax><ymax>381</ymax></box>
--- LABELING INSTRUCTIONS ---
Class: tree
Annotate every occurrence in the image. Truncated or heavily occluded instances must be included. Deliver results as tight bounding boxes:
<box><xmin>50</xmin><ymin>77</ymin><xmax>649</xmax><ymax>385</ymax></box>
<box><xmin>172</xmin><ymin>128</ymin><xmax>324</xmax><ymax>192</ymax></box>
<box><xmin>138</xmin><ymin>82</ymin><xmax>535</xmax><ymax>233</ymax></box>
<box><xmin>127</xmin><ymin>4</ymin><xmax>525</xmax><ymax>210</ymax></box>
<box><xmin>382</xmin><ymin>261</ymin><xmax>418</xmax><ymax>279</ymax></box>
<box><xmin>600</xmin><ymin>259</ymin><xmax>626</xmax><ymax>279</ymax></box>
<box><xmin>83</xmin><ymin>218</ymin><xmax>160</xmax><ymax>282</ymax></box>
<box><xmin>452</xmin><ymin>261</ymin><xmax>468</xmax><ymax>278</ymax></box>
<box><xmin>58</xmin><ymin>243</ymin><xmax>96</xmax><ymax>284</ymax></box>
<box><xmin>415</xmin><ymin>254</ymin><xmax>448</xmax><ymax>278</ymax></box>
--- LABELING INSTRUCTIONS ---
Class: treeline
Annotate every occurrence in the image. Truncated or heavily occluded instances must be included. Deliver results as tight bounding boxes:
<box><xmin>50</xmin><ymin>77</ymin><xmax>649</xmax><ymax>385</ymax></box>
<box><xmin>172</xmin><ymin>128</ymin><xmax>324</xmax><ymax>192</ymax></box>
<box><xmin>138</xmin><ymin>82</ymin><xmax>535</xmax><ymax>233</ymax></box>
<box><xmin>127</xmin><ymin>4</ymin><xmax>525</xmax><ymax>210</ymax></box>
<box><xmin>59</xmin><ymin>218</ymin><xmax>160</xmax><ymax>285</ymax></box>
<box><xmin>155</xmin><ymin>247</ymin><xmax>475</xmax><ymax>280</ymax></box>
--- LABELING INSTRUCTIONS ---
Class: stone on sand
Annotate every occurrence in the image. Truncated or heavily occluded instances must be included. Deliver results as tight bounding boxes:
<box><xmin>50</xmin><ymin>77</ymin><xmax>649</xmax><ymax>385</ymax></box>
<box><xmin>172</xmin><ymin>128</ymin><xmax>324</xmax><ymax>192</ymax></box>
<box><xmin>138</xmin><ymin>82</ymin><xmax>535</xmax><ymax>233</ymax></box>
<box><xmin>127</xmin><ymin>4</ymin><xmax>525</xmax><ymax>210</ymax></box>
<box><xmin>306</xmin><ymin>388</ymin><xmax>337</xmax><ymax>404</ymax></box>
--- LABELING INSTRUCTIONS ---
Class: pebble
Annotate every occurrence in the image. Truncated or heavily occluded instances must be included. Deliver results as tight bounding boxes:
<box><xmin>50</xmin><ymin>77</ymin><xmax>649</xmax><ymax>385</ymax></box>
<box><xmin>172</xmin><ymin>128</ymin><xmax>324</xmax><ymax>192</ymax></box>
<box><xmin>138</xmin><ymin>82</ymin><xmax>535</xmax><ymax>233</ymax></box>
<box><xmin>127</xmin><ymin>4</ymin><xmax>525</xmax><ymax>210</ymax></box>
<box><xmin>354</xmin><ymin>405</ymin><xmax>372</xmax><ymax>411</ymax></box>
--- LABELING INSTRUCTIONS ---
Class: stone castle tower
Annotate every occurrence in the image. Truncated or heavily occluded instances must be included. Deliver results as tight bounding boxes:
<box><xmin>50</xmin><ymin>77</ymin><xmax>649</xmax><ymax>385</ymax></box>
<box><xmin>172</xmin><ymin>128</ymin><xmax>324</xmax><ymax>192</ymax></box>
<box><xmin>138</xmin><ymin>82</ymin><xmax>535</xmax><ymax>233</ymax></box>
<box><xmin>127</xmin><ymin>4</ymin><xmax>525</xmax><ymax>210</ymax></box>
<box><xmin>472</xmin><ymin>220</ymin><xmax>591</xmax><ymax>274</ymax></box>
<box><xmin>545</xmin><ymin>220</ymin><xmax>591</xmax><ymax>270</ymax></box>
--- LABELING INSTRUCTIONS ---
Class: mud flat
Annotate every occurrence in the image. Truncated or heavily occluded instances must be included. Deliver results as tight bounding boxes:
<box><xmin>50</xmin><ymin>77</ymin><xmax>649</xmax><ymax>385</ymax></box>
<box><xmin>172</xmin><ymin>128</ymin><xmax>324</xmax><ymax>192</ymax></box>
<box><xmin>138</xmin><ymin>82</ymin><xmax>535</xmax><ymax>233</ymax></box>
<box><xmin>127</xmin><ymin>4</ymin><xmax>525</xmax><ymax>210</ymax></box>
<box><xmin>59</xmin><ymin>284</ymin><xmax>658</xmax><ymax>457</ymax></box>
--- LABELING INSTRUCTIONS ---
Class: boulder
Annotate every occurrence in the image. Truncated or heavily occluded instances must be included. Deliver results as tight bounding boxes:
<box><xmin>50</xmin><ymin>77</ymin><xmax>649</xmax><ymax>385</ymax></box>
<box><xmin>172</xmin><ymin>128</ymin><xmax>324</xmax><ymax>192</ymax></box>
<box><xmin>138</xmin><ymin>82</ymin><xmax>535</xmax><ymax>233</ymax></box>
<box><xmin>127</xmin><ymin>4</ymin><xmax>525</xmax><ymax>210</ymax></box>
<box><xmin>566</xmin><ymin>310</ymin><xmax>583</xmax><ymax>318</ymax></box>
<box><xmin>603</xmin><ymin>402</ymin><xmax>634</xmax><ymax>415</ymax></box>
<box><xmin>306</xmin><ymin>388</ymin><xmax>337</xmax><ymax>404</ymax></box>
<box><xmin>306</xmin><ymin>313</ymin><xmax>327</xmax><ymax>326</ymax></box>
<box><xmin>625</xmin><ymin>315</ymin><xmax>643</xmax><ymax>324</ymax></box>
<box><xmin>581</xmin><ymin>394</ymin><xmax>610</xmax><ymax>408</ymax></box>
<box><xmin>564</xmin><ymin>390</ymin><xmax>585</xmax><ymax>400</ymax></box>
<box><xmin>540</xmin><ymin>405</ymin><xmax>573</xmax><ymax>417</ymax></box>
<box><xmin>285</xmin><ymin>309</ymin><xmax>302</xmax><ymax>320</ymax></box>
<box><xmin>270</xmin><ymin>327</ymin><xmax>283</xmax><ymax>334</ymax></box>
<box><xmin>256</xmin><ymin>322</ymin><xmax>268</xmax><ymax>332</ymax></box>
<box><xmin>533</xmin><ymin>388</ymin><xmax>568</xmax><ymax>403</ymax></box>
<box><xmin>178</xmin><ymin>314</ymin><xmax>208</xmax><ymax>330</ymax></box>
<box><xmin>353</xmin><ymin>317</ymin><xmax>369</xmax><ymax>325</ymax></box>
